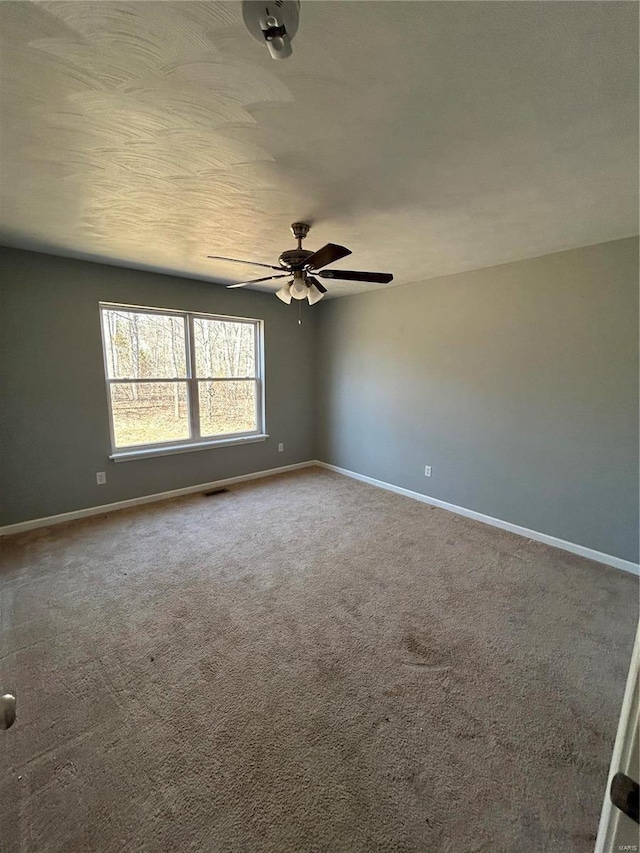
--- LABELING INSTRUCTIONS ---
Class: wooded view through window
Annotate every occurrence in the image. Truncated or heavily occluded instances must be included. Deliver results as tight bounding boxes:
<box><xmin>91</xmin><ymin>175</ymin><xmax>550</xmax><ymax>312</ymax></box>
<box><xmin>100</xmin><ymin>304</ymin><xmax>263</xmax><ymax>451</ymax></box>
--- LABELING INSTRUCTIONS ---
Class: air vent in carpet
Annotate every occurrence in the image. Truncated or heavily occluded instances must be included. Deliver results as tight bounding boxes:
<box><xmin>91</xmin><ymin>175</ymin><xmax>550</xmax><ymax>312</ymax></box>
<box><xmin>203</xmin><ymin>488</ymin><xmax>230</xmax><ymax>497</ymax></box>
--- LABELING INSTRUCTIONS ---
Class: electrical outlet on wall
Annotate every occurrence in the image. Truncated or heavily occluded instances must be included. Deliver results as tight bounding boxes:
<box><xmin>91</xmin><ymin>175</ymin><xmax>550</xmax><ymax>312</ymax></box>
<box><xmin>96</xmin><ymin>472</ymin><xmax>106</xmax><ymax>485</ymax></box>
<box><xmin>278</xmin><ymin>443</ymin><xmax>284</xmax><ymax>452</ymax></box>
<box><xmin>424</xmin><ymin>465</ymin><xmax>432</xmax><ymax>477</ymax></box>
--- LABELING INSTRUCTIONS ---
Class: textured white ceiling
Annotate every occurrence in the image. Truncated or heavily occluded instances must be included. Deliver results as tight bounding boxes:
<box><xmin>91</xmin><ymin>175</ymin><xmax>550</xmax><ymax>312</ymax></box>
<box><xmin>0</xmin><ymin>1</ymin><xmax>638</xmax><ymax>297</ymax></box>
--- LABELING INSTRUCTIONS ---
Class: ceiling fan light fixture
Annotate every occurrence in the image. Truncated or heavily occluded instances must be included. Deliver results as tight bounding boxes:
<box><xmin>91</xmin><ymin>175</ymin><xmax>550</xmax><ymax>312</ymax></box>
<box><xmin>275</xmin><ymin>282</ymin><xmax>293</xmax><ymax>304</ymax></box>
<box><xmin>290</xmin><ymin>271</ymin><xmax>307</xmax><ymax>301</ymax></box>
<box><xmin>307</xmin><ymin>284</ymin><xmax>325</xmax><ymax>305</ymax></box>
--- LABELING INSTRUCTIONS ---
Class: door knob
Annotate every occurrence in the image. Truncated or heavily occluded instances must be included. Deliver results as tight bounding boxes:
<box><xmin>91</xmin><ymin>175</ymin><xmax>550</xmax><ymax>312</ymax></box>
<box><xmin>610</xmin><ymin>771</ymin><xmax>640</xmax><ymax>824</ymax></box>
<box><xmin>0</xmin><ymin>693</ymin><xmax>16</xmax><ymax>730</ymax></box>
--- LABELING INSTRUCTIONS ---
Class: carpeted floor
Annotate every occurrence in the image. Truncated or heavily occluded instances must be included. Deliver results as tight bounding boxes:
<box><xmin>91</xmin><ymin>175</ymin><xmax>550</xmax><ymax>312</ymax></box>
<box><xmin>0</xmin><ymin>467</ymin><xmax>637</xmax><ymax>852</ymax></box>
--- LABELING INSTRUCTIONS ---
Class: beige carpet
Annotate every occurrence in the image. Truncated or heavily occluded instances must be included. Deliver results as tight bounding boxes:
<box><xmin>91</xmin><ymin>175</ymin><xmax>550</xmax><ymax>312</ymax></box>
<box><xmin>0</xmin><ymin>467</ymin><xmax>637</xmax><ymax>852</ymax></box>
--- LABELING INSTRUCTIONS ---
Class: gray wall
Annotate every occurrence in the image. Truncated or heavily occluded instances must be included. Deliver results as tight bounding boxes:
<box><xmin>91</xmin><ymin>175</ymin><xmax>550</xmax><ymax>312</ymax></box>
<box><xmin>0</xmin><ymin>247</ymin><xmax>317</xmax><ymax>525</ymax></box>
<box><xmin>316</xmin><ymin>238</ymin><xmax>639</xmax><ymax>563</ymax></box>
<box><xmin>2</xmin><ymin>239</ymin><xmax>638</xmax><ymax>563</ymax></box>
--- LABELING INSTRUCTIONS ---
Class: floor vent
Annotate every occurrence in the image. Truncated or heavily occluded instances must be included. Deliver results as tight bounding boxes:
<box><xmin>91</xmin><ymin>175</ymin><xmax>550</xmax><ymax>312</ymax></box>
<box><xmin>203</xmin><ymin>488</ymin><xmax>230</xmax><ymax>497</ymax></box>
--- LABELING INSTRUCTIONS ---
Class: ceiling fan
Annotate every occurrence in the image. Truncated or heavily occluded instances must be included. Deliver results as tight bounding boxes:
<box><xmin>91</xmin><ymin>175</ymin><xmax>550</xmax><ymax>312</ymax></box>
<box><xmin>207</xmin><ymin>222</ymin><xmax>393</xmax><ymax>306</ymax></box>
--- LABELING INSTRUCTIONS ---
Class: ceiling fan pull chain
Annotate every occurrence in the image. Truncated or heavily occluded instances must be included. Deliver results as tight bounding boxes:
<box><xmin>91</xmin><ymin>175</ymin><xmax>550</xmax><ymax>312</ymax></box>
<box><xmin>298</xmin><ymin>300</ymin><xmax>302</xmax><ymax>325</ymax></box>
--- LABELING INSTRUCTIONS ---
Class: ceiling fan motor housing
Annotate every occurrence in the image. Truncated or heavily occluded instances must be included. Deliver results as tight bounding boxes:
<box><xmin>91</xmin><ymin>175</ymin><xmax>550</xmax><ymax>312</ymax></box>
<box><xmin>279</xmin><ymin>248</ymin><xmax>313</xmax><ymax>269</ymax></box>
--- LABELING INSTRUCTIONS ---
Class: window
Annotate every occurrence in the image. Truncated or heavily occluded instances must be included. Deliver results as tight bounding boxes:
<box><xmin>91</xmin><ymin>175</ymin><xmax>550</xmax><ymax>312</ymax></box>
<box><xmin>100</xmin><ymin>303</ymin><xmax>265</xmax><ymax>459</ymax></box>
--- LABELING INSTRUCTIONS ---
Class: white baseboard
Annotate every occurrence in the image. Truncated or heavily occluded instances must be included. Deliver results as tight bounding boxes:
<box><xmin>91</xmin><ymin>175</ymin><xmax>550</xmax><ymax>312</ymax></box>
<box><xmin>313</xmin><ymin>461</ymin><xmax>640</xmax><ymax>576</ymax></box>
<box><xmin>0</xmin><ymin>461</ymin><xmax>316</xmax><ymax>537</ymax></box>
<box><xmin>4</xmin><ymin>459</ymin><xmax>638</xmax><ymax>575</ymax></box>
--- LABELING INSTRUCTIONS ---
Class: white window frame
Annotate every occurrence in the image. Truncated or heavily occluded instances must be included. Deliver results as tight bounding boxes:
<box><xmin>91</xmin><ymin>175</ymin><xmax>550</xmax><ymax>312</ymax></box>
<box><xmin>99</xmin><ymin>302</ymin><xmax>267</xmax><ymax>462</ymax></box>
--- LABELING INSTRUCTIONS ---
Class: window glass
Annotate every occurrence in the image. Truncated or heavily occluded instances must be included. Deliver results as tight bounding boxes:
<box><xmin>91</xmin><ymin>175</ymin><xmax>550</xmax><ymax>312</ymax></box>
<box><xmin>199</xmin><ymin>380</ymin><xmax>257</xmax><ymax>437</ymax></box>
<box><xmin>102</xmin><ymin>309</ymin><xmax>187</xmax><ymax>379</ymax></box>
<box><xmin>193</xmin><ymin>318</ymin><xmax>256</xmax><ymax>378</ymax></box>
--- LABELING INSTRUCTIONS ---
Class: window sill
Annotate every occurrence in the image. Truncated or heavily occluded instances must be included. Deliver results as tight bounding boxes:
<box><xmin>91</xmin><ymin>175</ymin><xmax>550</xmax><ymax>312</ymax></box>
<box><xmin>109</xmin><ymin>434</ymin><xmax>269</xmax><ymax>462</ymax></box>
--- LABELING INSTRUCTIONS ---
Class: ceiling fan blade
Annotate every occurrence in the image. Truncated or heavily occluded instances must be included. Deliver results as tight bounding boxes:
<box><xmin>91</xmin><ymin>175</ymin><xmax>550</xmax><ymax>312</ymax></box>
<box><xmin>207</xmin><ymin>255</ymin><xmax>282</xmax><ymax>271</ymax></box>
<box><xmin>317</xmin><ymin>270</ymin><xmax>393</xmax><ymax>284</ymax></box>
<box><xmin>305</xmin><ymin>243</ymin><xmax>352</xmax><ymax>270</ymax></box>
<box><xmin>226</xmin><ymin>274</ymin><xmax>290</xmax><ymax>289</ymax></box>
<box><xmin>306</xmin><ymin>275</ymin><xmax>327</xmax><ymax>294</ymax></box>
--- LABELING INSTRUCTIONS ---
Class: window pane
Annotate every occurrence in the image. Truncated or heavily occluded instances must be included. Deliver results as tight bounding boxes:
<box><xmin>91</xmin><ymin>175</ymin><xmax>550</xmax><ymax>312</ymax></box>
<box><xmin>199</xmin><ymin>381</ymin><xmax>257</xmax><ymax>436</ymax></box>
<box><xmin>110</xmin><ymin>382</ymin><xmax>189</xmax><ymax>447</ymax></box>
<box><xmin>102</xmin><ymin>310</ymin><xmax>187</xmax><ymax>379</ymax></box>
<box><xmin>193</xmin><ymin>318</ymin><xmax>256</xmax><ymax>378</ymax></box>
